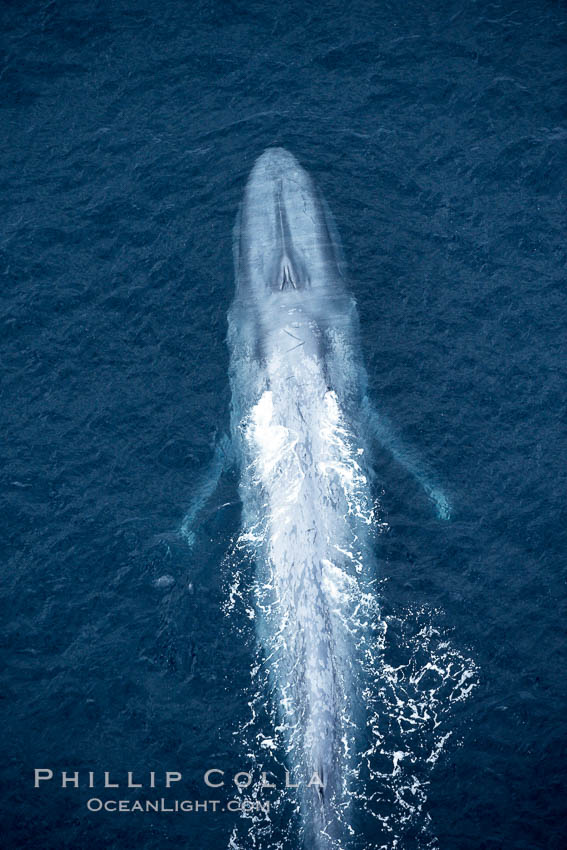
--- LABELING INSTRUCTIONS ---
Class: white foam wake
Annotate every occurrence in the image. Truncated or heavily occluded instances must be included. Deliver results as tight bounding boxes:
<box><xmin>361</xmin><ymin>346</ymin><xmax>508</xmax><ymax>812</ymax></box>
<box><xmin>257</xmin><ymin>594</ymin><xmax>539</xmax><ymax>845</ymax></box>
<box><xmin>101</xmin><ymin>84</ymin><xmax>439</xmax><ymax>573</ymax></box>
<box><xmin>222</xmin><ymin>343</ymin><xmax>478</xmax><ymax>849</ymax></box>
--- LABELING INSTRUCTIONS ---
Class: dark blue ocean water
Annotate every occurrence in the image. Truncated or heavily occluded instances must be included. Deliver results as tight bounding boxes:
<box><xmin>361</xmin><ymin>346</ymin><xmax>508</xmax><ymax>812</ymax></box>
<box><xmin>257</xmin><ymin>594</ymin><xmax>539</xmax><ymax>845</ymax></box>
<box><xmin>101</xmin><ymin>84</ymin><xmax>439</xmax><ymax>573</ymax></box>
<box><xmin>1</xmin><ymin>1</ymin><xmax>566</xmax><ymax>848</ymax></box>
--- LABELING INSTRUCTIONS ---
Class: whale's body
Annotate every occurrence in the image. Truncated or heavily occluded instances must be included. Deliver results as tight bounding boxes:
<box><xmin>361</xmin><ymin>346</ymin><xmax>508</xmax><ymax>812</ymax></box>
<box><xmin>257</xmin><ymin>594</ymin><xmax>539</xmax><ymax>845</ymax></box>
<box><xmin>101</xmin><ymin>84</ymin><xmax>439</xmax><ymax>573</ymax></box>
<box><xmin>182</xmin><ymin>148</ymin><xmax>452</xmax><ymax>847</ymax></box>
<box><xmin>228</xmin><ymin>149</ymin><xmax>374</xmax><ymax>846</ymax></box>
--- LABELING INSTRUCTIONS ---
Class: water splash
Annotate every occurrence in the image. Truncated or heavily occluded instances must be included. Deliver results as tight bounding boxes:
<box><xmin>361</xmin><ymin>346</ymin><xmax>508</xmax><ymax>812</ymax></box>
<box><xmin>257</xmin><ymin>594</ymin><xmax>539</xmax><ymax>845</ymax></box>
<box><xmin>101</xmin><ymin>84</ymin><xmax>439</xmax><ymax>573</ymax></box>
<box><xmin>221</xmin><ymin>348</ymin><xmax>478</xmax><ymax>848</ymax></box>
<box><xmin>224</xmin><ymin>551</ymin><xmax>478</xmax><ymax>848</ymax></box>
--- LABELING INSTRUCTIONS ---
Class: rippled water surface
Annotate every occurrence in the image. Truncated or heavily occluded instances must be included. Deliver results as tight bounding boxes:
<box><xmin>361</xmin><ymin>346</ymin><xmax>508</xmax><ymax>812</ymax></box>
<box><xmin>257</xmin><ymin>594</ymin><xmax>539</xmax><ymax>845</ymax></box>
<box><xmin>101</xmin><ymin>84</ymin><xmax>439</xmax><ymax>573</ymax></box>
<box><xmin>2</xmin><ymin>1</ymin><xmax>566</xmax><ymax>848</ymax></box>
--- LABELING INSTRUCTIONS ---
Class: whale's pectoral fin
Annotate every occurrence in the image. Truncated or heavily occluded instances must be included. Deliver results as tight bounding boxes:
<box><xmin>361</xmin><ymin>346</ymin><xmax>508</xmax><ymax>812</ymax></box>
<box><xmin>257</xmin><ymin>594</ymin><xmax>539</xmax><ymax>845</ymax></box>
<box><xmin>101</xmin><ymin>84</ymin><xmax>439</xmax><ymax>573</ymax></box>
<box><xmin>181</xmin><ymin>433</ymin><xmax>237</xmax><ymax>547</ymax></box>
<box><xmin>363</xmin><ymin>397</ymin><xmax>452</xmax><ymax>520</ymax></box>
<box><xmin>420</xmin><ymin>481</ymin><xmax>451</xmax><ymax>521</ymax></box>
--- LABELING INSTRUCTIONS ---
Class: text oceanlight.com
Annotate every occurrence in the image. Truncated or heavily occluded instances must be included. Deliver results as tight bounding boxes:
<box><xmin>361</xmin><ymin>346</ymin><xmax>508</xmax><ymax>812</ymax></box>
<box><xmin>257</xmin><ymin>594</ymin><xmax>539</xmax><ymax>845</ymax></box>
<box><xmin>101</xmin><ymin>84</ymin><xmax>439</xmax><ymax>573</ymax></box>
<box><xmin>86</xmin><ymin>798</ymin><xmax>269</xmax><ymax>814</ymax></box>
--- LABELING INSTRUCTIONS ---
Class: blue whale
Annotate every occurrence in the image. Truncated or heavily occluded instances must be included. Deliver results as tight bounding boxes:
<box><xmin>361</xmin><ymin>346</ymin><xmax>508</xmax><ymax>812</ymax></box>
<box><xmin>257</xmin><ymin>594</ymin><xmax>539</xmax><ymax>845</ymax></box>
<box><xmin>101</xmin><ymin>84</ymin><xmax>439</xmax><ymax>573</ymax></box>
<box><xmin>185</xmin><ymin>148</ymin><xmax>451</xmax><ymax>848</ymax></box>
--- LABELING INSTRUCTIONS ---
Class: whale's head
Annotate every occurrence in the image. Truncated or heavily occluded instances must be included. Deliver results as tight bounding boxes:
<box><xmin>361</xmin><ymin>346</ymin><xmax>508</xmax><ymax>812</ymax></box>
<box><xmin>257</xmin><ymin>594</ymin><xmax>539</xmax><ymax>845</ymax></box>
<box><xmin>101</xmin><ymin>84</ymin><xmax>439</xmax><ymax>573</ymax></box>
<box><xmin>234</xmin><ymin>148</ymin><xmax>346</xmax><ymax>309</ymax></box>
